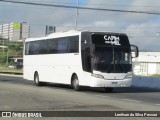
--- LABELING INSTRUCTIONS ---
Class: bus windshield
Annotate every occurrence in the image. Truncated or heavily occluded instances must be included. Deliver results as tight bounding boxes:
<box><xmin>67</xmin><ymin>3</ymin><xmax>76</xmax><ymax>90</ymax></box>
<box><xmin>93</xmin><ymin>47</ymin><xmax>132</xmax><ymax>73</ymax></box>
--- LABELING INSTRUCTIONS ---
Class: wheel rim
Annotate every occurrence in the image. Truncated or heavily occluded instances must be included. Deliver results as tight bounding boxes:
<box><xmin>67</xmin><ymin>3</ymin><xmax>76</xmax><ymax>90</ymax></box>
<box><xmin>35</xmin><ymin>76</ymin><xmax>38</xmax><ymax>83</ymax></box>
<box><xmin>35</xmin><ymin>74</ymin><xmax>39</xmax><ymax>84</ymax></box>
<box><xmin>73</xmin><ymin>78</ymin><xmax>79</xmax><ymax>89</ymax></box>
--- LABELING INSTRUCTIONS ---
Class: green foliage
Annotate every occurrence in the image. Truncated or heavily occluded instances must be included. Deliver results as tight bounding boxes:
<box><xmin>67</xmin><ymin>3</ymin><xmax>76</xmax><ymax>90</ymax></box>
<box><xmin>8</xmin><ymin>44</ymin><xmax>23</xmax><ymax>51</ymax></box>
<box><xmin>8</xmin><ymin>61</ymin><xmax>16</xmax><ymax>66</ymax></box>
<box><xmin>0</xmin><ymin>43</ymin><xmax>23</xmax><ymax>68</ymax></box>
<box><xmin>0</xmin><ymin>54</ymin><xmax>7</xmax><ymax>63</ymax></box>
<box><xmin>0</xmin><ymin>44</ymin><xmax>23</xmax><ymax>68</ymax></box>
<box><xmin>150</xmin><ymin>74</ymin><xmax>160</xmax><ymax>78</ymax></box>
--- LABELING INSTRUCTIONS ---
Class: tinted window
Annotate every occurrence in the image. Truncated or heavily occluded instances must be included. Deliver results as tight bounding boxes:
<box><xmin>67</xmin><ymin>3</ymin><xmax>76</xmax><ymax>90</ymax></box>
<box><xmin>93</xmin><ymin>47</ymin><xmax>131</xmax><ymax>73</ymax></box>
<box><xmin>39</xmin><ymin>40</ymin><xmax>48</xmax><ymax>54</ymax></box>
<box><xmin>25</xmin><ymin>42</ymin><xmax>29</xmax><ymax>55</ymax></box>
<box><xmin>47</xmin><ymin>39</ymin><xmax>58</xmax><ymax>54</ymax></box>
<box><xmin>29</xmin><ymin>41</ymin><xmax>40</xmax><ymax>55</ymax></box>
<box><xmin>68</xmin><ymin>36</ymin><xmax>79</xmax><ymax>53</ymax></box>
<box><xmin>57</xmin><ymin>38</ymin><xmax>68</xmax><ymax>53</ymax></box>
<box><xmin>25</xmin><ymin>36</ymin><xmax>79</xmax><ymax>55</ymax></box>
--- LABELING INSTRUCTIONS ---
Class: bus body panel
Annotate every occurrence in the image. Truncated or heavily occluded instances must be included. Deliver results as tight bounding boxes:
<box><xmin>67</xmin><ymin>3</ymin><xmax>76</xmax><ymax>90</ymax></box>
<box><xmin>24</xmin><ymin>53</ymin><xmax>83</xmax><ymax>84</ymax></box>
<box><xmin>24</xmin><ymin>31</ymin><xmax>85</xmax><ymax>85</ymax></box>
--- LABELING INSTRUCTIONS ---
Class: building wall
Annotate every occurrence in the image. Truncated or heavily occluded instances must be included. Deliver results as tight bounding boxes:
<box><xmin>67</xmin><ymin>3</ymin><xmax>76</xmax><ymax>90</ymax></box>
<box><xmin>13</xmin><ymin>23</ymin><xmax>21</xmax><ymax>41</ymax></box>
<box><xmin>0</xmin><ymin>25</ymin><xmax>2</xmax><ymax>35</ymax></box>
<box><xmin>133</xmin><ymin>52</ymin><xmax>160</xmax><ymax>75</ymax></box>
<box><xmin>9</xmin><ymin>23</ymin><xmax>13</xmax><ymax>41</ymax></box>
<box><xmin>2</xmin><ymin>24</ymin><xmax>9</xmax><ymax>40</ymax></box>
<box><xmin>20</xmin><ymin>22</ymin><xmax>30</xmax><ymax>40</ymax></box>
<box><xmin>0</xmin><ymin>22</ymin><xmax>30</xmax><ymax>42</ymax></box>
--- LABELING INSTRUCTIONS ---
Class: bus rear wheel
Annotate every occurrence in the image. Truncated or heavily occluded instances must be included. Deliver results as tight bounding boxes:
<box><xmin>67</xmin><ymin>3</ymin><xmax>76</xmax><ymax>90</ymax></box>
<box><xmin>72</xmin><ymin>75</ymin><xmax>81</xmax><ymax>91</ymax></box>
<box><xmin>34</xmin><ymin>72</ymin><xmax>41</xmax><ymax>86</ymax></box>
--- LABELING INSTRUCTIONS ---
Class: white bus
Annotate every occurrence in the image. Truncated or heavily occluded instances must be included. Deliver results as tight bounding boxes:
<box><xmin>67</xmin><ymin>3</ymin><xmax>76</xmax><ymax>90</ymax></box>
<box><xmin>23</xmin><ymin>30</ymin><xmax>138</xmax><ymax>91</ymax></box>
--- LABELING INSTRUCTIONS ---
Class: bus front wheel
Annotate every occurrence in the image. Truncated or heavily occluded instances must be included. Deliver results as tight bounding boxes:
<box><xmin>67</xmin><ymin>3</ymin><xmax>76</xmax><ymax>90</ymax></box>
<box><xmin>72</xmin><ymin>75</ymin><xmax>81</xmax><ymax>91</ymax></box>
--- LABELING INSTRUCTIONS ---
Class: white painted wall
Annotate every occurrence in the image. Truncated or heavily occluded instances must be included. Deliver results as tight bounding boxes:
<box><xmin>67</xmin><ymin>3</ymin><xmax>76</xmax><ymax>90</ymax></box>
<box><xmin>133</xmin><ymin>52</ymin><xmax>160</xmax><ymax>75</ymax></box>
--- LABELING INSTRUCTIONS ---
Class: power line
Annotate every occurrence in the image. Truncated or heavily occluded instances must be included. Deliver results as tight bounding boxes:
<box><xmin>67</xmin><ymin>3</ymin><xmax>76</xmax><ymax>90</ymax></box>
<box><xmin>12</xmin><ymin>0</ymin><xmax>160</xmax><ymax>8</ymax></box>
<box><xmin>1</xmin><ymin>22</ymin><xmax>160</xmax><ymax>29</ymax></box>
<box><xmin>0</xmin><ymin>0</ymin><xmax>160</xmax><ymax>15</ymax></box>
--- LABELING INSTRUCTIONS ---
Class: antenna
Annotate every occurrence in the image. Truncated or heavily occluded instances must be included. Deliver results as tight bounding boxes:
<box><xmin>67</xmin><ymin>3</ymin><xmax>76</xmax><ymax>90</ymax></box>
<box><xmin>75</xmin><ymin>0</ymin><xmax>79</xmax><ymax>30</ymax></box>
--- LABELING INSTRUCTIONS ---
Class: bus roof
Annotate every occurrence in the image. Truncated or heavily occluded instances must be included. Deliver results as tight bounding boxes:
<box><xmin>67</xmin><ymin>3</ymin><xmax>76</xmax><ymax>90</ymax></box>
<box><xmin>25</xmin><ymin>30</ymin><xmax>128</xmax><ymax>42</ymax></box>
<box><xmin>25</xmin><ymin>30</ymin><xmax>85</xmax><ymax>42</ymax></box>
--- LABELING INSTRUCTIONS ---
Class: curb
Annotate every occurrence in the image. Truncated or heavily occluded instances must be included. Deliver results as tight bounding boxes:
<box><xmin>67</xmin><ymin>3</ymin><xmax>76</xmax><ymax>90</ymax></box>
<box><xmin>0</xmin><ymin>73</ymin><xmax>23</xmax><ymax>78</ymax></box>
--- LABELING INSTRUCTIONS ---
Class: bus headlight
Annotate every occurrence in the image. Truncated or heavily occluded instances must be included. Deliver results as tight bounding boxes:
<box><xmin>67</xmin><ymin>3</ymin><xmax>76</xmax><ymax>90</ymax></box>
<box><xmin>125</xmin><ymin>74</ymin><xmax>132</xmax><ymax>79</ymax></box>
<box><xmin>92</xmin><ymin>74</ymin><xmax>104</xmax><ymax>79</ymax></box>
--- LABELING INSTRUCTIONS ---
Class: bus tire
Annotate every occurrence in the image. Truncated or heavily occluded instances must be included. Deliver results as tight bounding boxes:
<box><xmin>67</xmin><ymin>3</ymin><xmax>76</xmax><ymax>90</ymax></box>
<box><xmin>34</xmin><ymin>72</ymin><xmax>41</xmax><ymax>86</ymax></box>
<box><xmin>104</xmin><ymin>87</ymin><xmax>113</xmax><ymax>92</ymax></box>
<box><xmin>72</xmin><ymin>75</ymin><xmax>81</xmax><ymax>91</ymax></box>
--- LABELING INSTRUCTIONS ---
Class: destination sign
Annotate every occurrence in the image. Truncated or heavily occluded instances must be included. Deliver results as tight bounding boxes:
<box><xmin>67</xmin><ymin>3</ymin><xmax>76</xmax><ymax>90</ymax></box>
<box><xmin>91</xmin><ymin>33</ymin><xmax>130</xmax><ymax>47</ymax></box>
<box><xmin>104</xmin><ymin>35</ymin><xmax>121</xmax><ymax>46</ymax></box>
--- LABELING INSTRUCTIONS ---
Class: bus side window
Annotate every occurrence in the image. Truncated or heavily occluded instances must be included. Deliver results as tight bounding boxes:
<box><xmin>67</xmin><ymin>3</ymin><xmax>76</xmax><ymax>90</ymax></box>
<box><xmin>28</xmin><ymin>41</ymin><xmax>40</xmax><ymax>55</ymax></box>
<box><xmin>29</xmin><ymin>42</ymin><xmax>34</xmax><ymax>55</ymax></box>
<box><xmin>47</xmin><ymin>39</ymin><xmax>58</xmax><ymax>54</ymax></box>
<box><xmin>58</xmin><ymin>38</ymin><xmax>68</xmax><ymax>53</ymax></box>
<box><xmin>25</xmin><ymin>42</ymin><xmax>30</xmax><ymax>55</ymax></box>
<box><xmin>39</xmin><ymin>40</ymin><xmax>48</xmax><ymax>54</ymax></box>
<box><xmin>68</xmin><ymin>36</ymin><xmax>79</xmax><ymax>53</ymax></box>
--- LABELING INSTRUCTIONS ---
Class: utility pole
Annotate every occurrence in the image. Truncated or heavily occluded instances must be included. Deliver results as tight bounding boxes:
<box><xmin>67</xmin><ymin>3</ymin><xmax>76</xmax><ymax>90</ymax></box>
<box><xmin>1</xmin><ymin>24</ymin><xmax>5</xmax><ymax>54</ymax></box>
<box><xmin>6</xmin><ymin>47</ymin><xmax>9</xmax><ymax>67</ymax></box>
<box><xmin>6</xmin><ymin>23</ymin><xmax>10</xmax><ymax>67</ymax></box>
<box><xmin>2</xmin><ymin>37</ymin><xmax>4</xmax><ymax>54</ymax></box>
<box><xmin>75</xmin><ymin>0</ymin><xmax>79</xmax><ymax>30</ymax></box>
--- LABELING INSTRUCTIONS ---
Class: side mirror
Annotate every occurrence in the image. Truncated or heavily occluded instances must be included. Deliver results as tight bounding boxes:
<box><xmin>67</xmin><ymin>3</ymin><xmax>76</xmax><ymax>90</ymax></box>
<box><xmin>131</xmin><ymin>44</ymin><xmax>139</xmax><ymax>58</ymax></box>
<box><xmin>81</xmin><ymin>40</ymin><xmax>87</xmax><ymax>44</ymax></box>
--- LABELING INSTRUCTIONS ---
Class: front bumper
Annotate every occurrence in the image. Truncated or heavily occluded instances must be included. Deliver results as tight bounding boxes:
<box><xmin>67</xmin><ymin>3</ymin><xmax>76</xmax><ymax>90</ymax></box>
<box><xmin>89</xmin><ymin>77</ymin><xmax>132</xmax><ymax>87</ymax></box>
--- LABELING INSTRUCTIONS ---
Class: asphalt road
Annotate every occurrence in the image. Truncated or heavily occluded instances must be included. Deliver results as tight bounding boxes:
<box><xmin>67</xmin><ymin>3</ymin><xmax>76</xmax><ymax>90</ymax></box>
<box><xmin>0</xmin><ymin>75</ymin><xmax>160</xmax><ymax>120</ymax></box>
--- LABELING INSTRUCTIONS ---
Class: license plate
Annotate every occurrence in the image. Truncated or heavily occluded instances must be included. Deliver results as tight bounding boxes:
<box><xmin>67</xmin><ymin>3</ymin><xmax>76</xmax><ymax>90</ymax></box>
<box><xmin>112</xmin><ymin>82</ymin><xmax>118</xmax><ymax>85</ymax></box>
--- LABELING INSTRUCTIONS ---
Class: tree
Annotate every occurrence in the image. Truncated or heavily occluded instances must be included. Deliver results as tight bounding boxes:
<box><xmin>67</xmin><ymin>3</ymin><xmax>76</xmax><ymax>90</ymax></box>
<box><xmin>8</xmin><ymin>44</ymin><xmax>23</xmax><ymax>52</ymax></box>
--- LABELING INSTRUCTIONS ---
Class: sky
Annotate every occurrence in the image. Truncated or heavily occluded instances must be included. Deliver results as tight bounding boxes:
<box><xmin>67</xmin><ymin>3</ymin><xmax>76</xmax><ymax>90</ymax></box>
<box><xmin>0</xmin><ymin>0</ymin><xmax>160</xmax><ymax>51</ymax></box>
